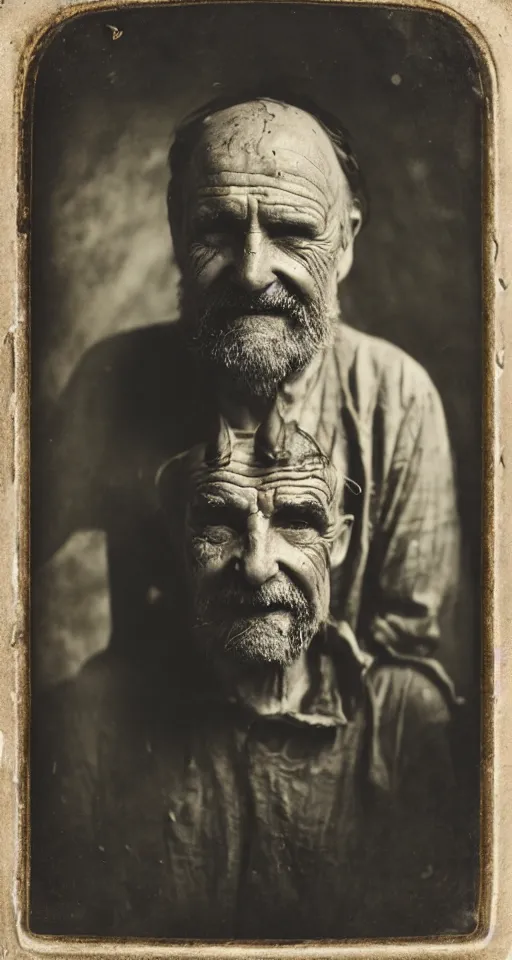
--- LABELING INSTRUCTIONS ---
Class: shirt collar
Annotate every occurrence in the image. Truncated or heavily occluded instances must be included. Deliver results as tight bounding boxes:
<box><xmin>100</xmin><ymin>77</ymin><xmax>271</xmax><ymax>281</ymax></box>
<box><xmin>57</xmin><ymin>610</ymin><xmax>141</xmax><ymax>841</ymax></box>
<box><xmin>170</xmin><ymin>620</ymin><xmax>373</xmax><ymax>730</ymax></box>
<box><xmin>274</xmin><ymin>620</ymin><xmax>373</xmax><ymax>728</ymax></box>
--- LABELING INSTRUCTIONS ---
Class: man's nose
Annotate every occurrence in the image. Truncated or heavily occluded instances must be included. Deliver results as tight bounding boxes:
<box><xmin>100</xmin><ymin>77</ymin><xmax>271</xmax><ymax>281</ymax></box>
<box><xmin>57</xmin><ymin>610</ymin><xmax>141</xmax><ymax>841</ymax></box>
<box><xmin>235</xmin><ymin>223</ymin><xmax>276</xmax><ymax>293</ymax></box>
<box><xmin>241</xmin><ymin>516</ymin><xmax>279</xmax><ymax>586</ymax></box>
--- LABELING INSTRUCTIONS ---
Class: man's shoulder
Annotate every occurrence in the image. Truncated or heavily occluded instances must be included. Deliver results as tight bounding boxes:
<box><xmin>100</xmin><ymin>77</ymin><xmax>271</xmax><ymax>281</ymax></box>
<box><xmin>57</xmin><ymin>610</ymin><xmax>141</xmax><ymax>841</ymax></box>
<box><xmin>365</xmin><ymin>662</ymin><xmax>451</xmax><ymax>728</ymax></box>
<box><xmin>337</xmin><ymin>325</ymin><xmax>440</xmax><ymax>413</ymax></box>
<box><xmin>52</xmin><ymin>321</ymin><xmax>205</xmax><ymax>472</ymax></box>
<box><xmin>71</xmin><ymin>321</ymin><xmax>189</xmax><ymax>389</ymax></box>
<box><xmin>33</xmin><ymin>654</ymin><xmax>133</xmax><ymax>759</ymax></box>
<box><xmin>360</xmin><ymin>663</ymin><xmax>453</xmax><ymax>794</ymax></box>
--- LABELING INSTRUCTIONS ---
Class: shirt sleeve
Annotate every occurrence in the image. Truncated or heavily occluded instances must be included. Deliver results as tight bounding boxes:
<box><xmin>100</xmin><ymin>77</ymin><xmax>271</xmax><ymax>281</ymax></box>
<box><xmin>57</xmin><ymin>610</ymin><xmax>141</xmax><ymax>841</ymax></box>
<box><xmin>30</xmin><ymin>685</ymin><xmax>103</xmax><ymax>935</ymax></box>
<box><xmin>361</xmin><ymin>666</ymin><xmax>477</xmax><ymax>937</ymax></box>
<box><xmin>392</xmin><ymin>669</ymin><xmax>477</xmax><ymax>934</ymax></box>
<box><xmin>365</xmin><ymin>360</ymin><xmax>460</xmax><ymax>660</ymax></box>
<box><xmin>31</xmin><ymin>342</ymin><xmax>111</xmax><ymax>567</ymax></box>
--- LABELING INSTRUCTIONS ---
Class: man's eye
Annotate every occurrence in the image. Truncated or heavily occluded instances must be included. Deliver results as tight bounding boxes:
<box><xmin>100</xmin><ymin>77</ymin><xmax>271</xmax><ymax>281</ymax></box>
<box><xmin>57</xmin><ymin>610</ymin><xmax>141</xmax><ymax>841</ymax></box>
<box><xmin>267</xmin><ymin>223</ymin><xmax>316</xmax><ymax>242</ymax></box>
<box><xmin>282</xmin><ymin>518</ymin><xmax>312</xmax><ymax>531</ymax></box>
<box><xmin>273</xmin><ymin>504</ymin><xmax>328</xmax><ymax>537</ymax></box>
<box><xmin>274</xmin><ymin>509</ymin><xmax>324</xmax><ymax>534</ymax></box>
<box><xmin>193</xmin><ymin>507</ymin><xmax>245</xmax><ymax>534</ymax></box>
<box><xmin>199</xmin><ymin>525</ymin><xmax>234</xmax><ymax>543</ymax></box>
<box><xmin>201</xmin><ymin>229</ymin><xmax>229</xmax><ymax>243</ymax></box>
<box><xmin>192</xmin><ymin>216</ymin><xmax>239</xmax><ymax>245</ymax></box>
<box><xmin>192</xmin><ymin>231</ymin><xmax>226</xmax><ymax>249</ymax></box>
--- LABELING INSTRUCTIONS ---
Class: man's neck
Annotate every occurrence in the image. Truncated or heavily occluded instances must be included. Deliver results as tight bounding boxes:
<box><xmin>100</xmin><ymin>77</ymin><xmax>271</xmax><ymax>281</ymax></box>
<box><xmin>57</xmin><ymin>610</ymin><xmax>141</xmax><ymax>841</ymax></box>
<box><xmin>214</xmin><ymin>650</ymin><xmax>311</xmax><ymax>717</ymax></box>
<box><xmin>216</xmin><ymin>348</ymin><xmax>327</xmax><ymax>431</ymax></box>
<box><xmin>217</xmin><ymin>386</ymin><xmax>272</xmax><ymax>431</ymax></box>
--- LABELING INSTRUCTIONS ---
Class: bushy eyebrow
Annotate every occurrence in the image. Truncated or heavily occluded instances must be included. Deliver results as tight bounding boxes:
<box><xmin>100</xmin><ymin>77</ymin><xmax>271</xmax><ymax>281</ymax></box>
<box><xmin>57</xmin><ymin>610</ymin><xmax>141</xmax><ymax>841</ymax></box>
<box><xmin>190</xmin><ymin>491</ymin><xmax>330</xmax><ymax>533</ymax></box>
<box><xmin>194</xmin><ymin>492</ymin><xmax>238</xmax><ymax>509</ymax></box>
<box><xmin>273</xmin><ymin>499</ymin><xmax>329</xmax><ymax>533</ymax></box>
<box><xmin>190</xmin><ymin>492</ymin><xmax>248</xmax><ymax>527</ymax></box>
<box><xmin>192</xmin><ymin>209</ymin><xmax>244</xmax><ymax>233</ymax></box>
<box><xmin>191</xmin><ymin>197</ymin><xmax>320</xmax><ymax>239</ymax></box>
<box><xmin>191</xmin><ymin>206</ymin><xmax>319</xmax><ymax>239</ymax></box>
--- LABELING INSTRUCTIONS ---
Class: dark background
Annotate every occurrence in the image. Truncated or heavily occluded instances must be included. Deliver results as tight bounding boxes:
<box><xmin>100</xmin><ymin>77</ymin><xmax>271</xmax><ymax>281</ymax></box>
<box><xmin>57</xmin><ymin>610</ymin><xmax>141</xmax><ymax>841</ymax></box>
<box><xmin>30</xmin><ymin>3</ymin><xmax>484</xmax><ymax>694</ymax></box>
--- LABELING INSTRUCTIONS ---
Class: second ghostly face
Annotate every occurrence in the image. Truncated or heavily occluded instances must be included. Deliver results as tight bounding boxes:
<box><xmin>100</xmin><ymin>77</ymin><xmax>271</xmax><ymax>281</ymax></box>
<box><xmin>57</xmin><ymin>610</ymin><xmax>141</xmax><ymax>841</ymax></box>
<box><xmin>161</xmin><ymin>428</ymin><xmax>353</xmax><ymax>666</ymax></box>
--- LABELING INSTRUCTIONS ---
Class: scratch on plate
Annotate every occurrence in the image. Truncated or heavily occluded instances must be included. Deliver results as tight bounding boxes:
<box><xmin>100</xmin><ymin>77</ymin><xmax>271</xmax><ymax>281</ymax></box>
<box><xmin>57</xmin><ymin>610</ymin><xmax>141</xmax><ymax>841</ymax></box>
<box><xmin>106</xmin><ymin>24</ymin><xmax>123</xmax><ymax>40</ymax></box>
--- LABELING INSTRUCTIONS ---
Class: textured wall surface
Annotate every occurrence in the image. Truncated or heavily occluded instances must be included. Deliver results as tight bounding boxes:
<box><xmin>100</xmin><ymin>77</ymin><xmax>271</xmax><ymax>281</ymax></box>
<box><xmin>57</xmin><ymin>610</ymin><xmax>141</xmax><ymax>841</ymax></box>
<box><xmin>30</xmin><ymin>5</ymin><xmax>483</xmax><ymax>692</ymax></box>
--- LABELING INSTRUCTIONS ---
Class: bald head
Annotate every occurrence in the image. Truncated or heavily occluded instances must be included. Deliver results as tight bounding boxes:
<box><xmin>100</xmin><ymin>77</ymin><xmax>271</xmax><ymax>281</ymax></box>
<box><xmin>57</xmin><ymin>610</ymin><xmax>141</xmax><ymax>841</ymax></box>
<box><xmin>188</xmin><ymin>100</ymin><xmax>350</xmax><ymax>212</ymax></box>
<box><xmin>170</xmin><ymin>96</ymin><xmax>363</xmax><ymax>398</ymax></box>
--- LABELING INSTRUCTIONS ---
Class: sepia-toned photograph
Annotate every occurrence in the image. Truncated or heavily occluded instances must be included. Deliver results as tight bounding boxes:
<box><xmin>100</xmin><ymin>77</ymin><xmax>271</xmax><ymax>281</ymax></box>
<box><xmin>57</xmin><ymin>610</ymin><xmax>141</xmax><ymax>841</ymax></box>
<box><xmin>29</xmin><ymin>3</ymin><xmax>484</xmax><ymax>941</ymax></box>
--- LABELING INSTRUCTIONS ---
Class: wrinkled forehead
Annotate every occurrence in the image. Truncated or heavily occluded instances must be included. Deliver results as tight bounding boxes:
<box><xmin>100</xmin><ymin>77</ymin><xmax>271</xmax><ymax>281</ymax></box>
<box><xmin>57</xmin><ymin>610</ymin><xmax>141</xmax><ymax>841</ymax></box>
<box><xmin>187</xmin><ymin>100</ymin><xmax>349</xmax><ymax>205</ymax></box>
<box><xmin>187</xmin><ymin>444</ymin><xmax>338</xmax><ymax>515</ymax></box>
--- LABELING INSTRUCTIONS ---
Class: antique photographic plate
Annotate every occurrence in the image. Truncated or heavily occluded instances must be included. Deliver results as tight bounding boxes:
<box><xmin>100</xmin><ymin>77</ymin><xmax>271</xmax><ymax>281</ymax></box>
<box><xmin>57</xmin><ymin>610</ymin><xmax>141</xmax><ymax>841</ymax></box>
<box><xmin>0</xmin><ymin>0</ymin><xmax>509</xmax><ymax>955</ymax></box>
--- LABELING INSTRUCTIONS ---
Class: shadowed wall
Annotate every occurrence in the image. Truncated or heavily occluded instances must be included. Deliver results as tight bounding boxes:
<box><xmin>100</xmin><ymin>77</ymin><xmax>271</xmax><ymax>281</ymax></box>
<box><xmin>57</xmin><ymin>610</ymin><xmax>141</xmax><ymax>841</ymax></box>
<box><xmin>30</xmin><ymin>5</ymin><xmax>484</xmax><ymax>693</ymax></box>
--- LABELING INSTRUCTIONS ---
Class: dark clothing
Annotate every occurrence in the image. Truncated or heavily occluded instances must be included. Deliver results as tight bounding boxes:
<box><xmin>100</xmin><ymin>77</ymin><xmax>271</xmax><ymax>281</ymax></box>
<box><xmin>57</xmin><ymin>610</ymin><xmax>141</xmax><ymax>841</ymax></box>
<box><xmin>30</xmin><ymin>629</ymin><xmax>473</xmax><ymax>940</ymax></box>
<box><xmin>33</xmin><ymin>322</ymin><xmax>459</xmax><ymax>665</ymax></box>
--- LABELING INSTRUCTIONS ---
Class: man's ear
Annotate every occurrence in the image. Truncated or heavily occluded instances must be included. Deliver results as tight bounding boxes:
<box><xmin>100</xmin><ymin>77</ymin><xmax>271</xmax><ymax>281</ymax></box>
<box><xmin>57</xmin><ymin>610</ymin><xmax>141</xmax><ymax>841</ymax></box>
<box><xmin>330</xmin><ymin>515</ymin><xmax>354</xmax><ymax>568</ymax></box>
<box><xmin>349</xmin><ymin>201</ymin><xmax>363</xmax><ymax>240</ymax></box>
<box><xmin>335</xmin><ymin>202</ymin><xmax>363</xmax><ymax>284</ymax></box>
<box><xmin>155</xmin><ymin>455</ymin><xmax>188</xmax><ymax>541</ymax></box>
<box><xmin>167</xmin><ymin>190</ymin><xmax>186</xmax><ymax>273</ymax></box>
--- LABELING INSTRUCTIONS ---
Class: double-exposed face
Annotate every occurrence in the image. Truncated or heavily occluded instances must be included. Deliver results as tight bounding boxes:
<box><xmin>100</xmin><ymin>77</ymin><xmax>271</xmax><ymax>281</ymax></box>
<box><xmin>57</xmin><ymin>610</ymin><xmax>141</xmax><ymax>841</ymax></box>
<box><xmin>174</xmin><ymin>100</ymin><xmax>361</xmax><ymax>396</ymax></box>
<box><xmin>159</xmin><ymin>427</ymin><xmax>352</xmax><ymax>667</ymax></box>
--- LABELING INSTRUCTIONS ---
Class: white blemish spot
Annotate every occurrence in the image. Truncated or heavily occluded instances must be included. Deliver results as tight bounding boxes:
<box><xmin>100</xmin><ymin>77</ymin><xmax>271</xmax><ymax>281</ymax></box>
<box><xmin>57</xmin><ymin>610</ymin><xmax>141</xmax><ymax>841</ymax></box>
<box><xmin>147</xmin><ymin>586</ymin><xmax>162</xmax><ymax>605</ymax></box>
<box><xmin>391</xmin><ymin>73</ymin><xmax>402</xmax><ymax>86</ymax></box>
<box><xmin>106</xmin><ymin>24</ymin><xmax>123</xmax><ymax>40</ymax></box>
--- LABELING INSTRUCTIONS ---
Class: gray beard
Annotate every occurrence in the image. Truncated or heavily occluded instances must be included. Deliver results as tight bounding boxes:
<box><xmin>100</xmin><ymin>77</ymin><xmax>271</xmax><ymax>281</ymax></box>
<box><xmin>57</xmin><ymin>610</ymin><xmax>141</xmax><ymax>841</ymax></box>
<box><xmin>193</xmin><ymin>613</ymin><xmax>316</xmax><ymax>666</ymax></box>
<box><xmin>179</xmin><ymin>283</ymin><xmax>337</xmax><ymax>399</ymax></box>
<box><xmin>191</xmin><ymin>580</ymin><xmax>318</xmax><ymax>666</ymax></box>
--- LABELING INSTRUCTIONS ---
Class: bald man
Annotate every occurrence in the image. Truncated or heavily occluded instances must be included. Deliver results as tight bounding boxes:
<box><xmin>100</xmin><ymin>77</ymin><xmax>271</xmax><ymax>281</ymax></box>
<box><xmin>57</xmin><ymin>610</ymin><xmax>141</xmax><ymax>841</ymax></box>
<box><xmin>33</xmin><ymin>91</ymin><xmax>459</xmax><ymax>681</ymax></box>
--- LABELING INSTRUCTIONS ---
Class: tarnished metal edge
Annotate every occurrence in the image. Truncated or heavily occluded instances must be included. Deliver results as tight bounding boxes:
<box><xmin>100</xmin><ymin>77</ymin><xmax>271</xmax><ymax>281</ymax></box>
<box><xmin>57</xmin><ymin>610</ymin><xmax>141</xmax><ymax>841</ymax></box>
<box><xmin>0</xmin><ymin>0</ymin><xmax>504</xmax><ymax>956</ymax></box>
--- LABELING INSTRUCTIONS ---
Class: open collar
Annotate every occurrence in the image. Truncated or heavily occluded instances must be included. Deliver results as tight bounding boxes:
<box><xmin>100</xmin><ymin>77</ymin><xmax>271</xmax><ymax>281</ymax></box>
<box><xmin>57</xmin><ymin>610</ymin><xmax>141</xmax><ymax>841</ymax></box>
<box><xmin>168</xmin><ymin>619</ymin><xmax>374</xmax><ymax>730</ymax></box>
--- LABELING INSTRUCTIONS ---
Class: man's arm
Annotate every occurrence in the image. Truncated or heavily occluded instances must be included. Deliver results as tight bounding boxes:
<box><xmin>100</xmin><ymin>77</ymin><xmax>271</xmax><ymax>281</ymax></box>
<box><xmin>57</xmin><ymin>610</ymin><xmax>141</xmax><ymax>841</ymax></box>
<box><xmin>32</xmin><ymin>343</ymin><xmax>110</xmax><ymax>567</ymax></box>
<box><xmin>364</xmin><ymin>355</ymin><xmax>460</xmax><ymax>662</ymax></box>
<box><xmin>362</xmin><ymin>665</ymin><xmax>477</xmax><ymax>937</ymax></box>
<box><xmin>392</xmin><ymin>668</ymin><xmax>477</xmax><ymax>934</ymax></box>
<box><xmin>32</xmin><ymin>322</ymin><xmax>195</xmax><ymax>570</ymax></box>
<box><xmin>30</xmin><ymin>682</ymin><xmax>103</xmax><ymax>934</ymax></box>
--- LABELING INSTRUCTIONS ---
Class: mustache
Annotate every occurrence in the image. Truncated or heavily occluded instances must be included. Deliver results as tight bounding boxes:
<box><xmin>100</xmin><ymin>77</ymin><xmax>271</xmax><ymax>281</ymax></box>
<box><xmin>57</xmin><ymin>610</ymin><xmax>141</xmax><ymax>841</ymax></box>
<box><xmin>179</xmin><ymin>273</ymin><xmax>332</xmax><ymax>399</ymax></box>
<box><xmin>196</xmin><ymin>279</ymin><xmax>311</xmax><ymax>329</ymax></box>
<box><xmin>191</xmin><ymin>574</ymin><xmax>318</xmax><ymax>665</ymax></box>
<box><xmin>197</xmin><ymin>576</ymin><xmax>312</xmax><ymax>619</ymax></box>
